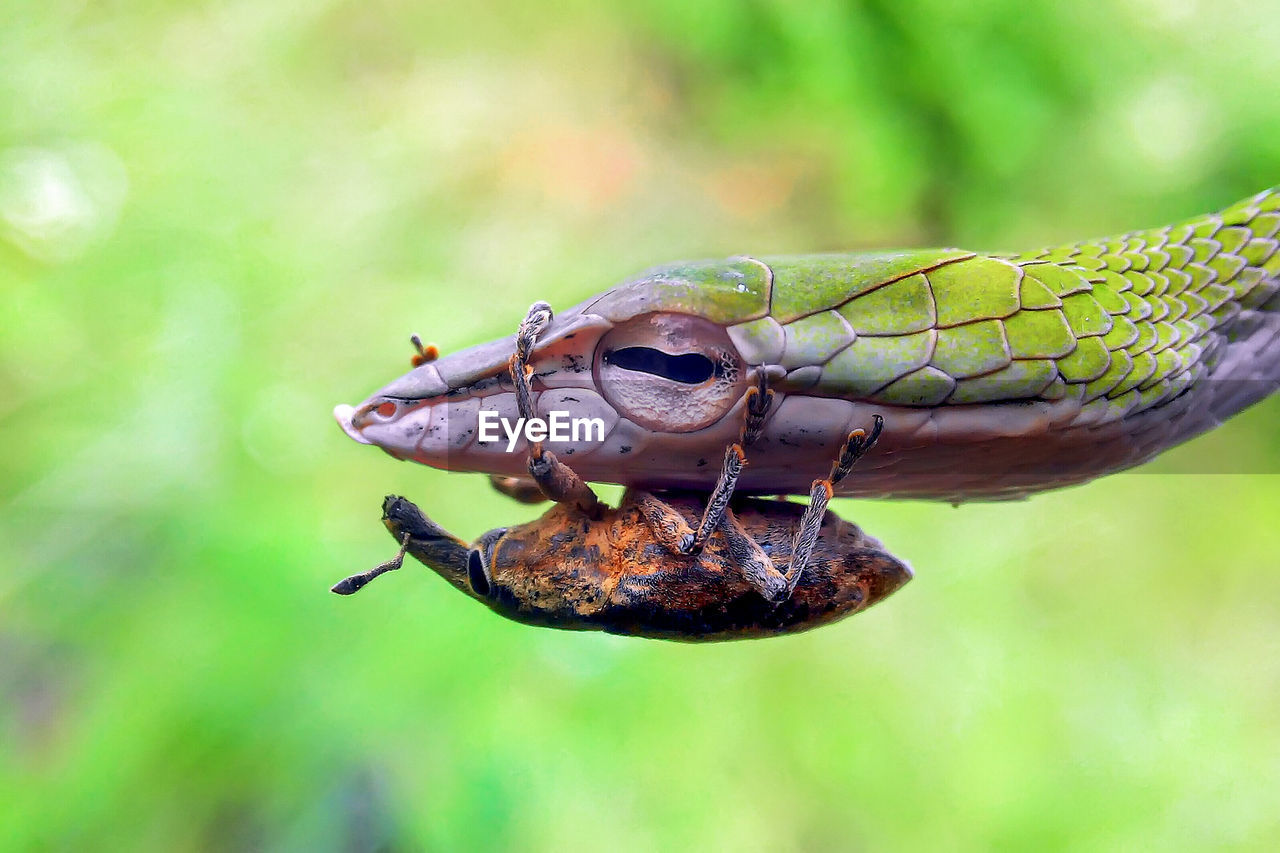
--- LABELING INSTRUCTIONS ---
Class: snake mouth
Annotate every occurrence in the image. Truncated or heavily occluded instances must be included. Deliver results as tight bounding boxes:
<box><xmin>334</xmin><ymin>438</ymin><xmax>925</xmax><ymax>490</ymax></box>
<box><xmin>333</xmin><ymin>403</ymin><xmax>373</xmax><ymax>444</ymax></box>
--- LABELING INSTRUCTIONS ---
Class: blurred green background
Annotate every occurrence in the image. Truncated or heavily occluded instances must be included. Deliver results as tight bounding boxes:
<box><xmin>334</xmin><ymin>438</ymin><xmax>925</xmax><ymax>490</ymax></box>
<box><xmin>5</xmin><ymin>0</ymin><xmax>1280</xmax><ymax>849</ymax></box>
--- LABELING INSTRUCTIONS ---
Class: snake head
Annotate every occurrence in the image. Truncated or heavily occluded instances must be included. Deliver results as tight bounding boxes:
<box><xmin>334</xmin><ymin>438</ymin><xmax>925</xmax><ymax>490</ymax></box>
<box><xmin>334</xmin><ymin>302</ymin><xmax>608</xmax><ymax>454</ymax></box>
<box><xmin>333</xmin><ymin>259</ymin><xmax>787</xmax><ymax>489</ymax></box>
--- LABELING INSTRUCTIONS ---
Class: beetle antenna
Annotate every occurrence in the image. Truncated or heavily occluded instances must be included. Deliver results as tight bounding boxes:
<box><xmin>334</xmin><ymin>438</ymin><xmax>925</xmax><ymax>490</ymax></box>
<box><xmin>331</xmin><ymin>533</ymin><xmax>411</xmax><ymax>595</ymax></box>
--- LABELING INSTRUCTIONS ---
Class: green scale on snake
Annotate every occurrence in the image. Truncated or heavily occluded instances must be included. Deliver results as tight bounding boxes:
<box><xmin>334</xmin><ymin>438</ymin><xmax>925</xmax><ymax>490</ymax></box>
<box><xmin>611</xmin><ymin>187</ymin><xmax>1280</xmax><ymax>425</ymax></box>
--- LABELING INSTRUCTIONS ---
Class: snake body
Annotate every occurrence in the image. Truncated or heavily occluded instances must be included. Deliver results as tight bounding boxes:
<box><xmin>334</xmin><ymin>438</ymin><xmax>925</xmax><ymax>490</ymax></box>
<box><xmin>338</xmin><ymin>187</ymin><xmax>1280</xmax><ymax>501</ymax></box>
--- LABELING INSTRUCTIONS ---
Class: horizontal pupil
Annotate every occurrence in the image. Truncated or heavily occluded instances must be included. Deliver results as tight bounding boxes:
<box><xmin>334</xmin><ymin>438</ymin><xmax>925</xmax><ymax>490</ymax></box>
<box><xmin>605</xmin><ymin>347</ymin><xmax>716</xmax><ymax>384</ymax></box>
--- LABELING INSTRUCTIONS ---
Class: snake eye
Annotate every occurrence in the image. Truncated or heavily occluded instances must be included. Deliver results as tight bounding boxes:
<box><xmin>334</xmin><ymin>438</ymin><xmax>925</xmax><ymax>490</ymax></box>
<box><xmin>603</xmin><ymin>348</ymin><xmax>718</xmax><ymax>384</ymax></box>
<box><xmin>595</xmin><ymin>313</ymin><xmax>746</xmax><ymax>432</ymax></box>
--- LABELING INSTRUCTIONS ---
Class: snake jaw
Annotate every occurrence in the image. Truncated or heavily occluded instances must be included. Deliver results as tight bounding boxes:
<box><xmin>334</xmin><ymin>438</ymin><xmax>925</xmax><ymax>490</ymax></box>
<box><xmin>335</xmin><ymin>306</ymin><xmax>615</xmax><ymax>470</ymax></box>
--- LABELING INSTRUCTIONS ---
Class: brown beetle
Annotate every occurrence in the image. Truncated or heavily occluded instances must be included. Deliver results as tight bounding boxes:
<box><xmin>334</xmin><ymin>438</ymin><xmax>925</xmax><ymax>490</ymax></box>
<box><xmin>332</xmin><ymin>304</ymin><xmax>911</xmax><ymax>640</ymax></box>
<box><xmin>332</xmin><ymin>487</ymin><xmax>910</xmax><ymax>641</ymax></box>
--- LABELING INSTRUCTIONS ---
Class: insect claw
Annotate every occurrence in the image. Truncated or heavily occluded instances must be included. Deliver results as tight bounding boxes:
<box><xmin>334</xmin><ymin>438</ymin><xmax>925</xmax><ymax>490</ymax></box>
<box><xmin>830</xmin><ymin>414</ymin><xmax>884</xmax><ymax>485</ymax></box>
<box><xmin>867</xmin><ymin>413</ymin><xmax>884</xmax><ymax>445</ymax></box>
<box><xmin>741</xmin><ymin>373</ymin><xmax>774</xmax><ymax>446</ymax></box>
<box><xmin>516</xmin><ymin>301</ymin><xmax>553</xmax><ymax>360</ymax></box>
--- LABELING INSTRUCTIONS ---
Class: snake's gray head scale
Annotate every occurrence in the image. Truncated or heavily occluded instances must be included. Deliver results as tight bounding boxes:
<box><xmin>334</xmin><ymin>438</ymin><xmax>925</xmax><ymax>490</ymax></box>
<box><xmin>334</xmin><ymin>258</ymin><xmax>787</xmax><ymax>491</ymax></box>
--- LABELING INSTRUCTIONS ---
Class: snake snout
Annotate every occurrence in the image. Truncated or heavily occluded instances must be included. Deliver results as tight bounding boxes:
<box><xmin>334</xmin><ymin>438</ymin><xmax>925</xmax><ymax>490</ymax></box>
<box><xmin>333</xmin><ymin>403</ymin><xmax>374</xmax><ymax>444</ymax></box>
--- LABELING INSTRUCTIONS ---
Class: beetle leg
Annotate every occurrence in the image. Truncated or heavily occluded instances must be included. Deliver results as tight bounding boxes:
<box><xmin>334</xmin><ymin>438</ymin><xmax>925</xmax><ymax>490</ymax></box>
<box><xmin>527</xmin><ymin>448</ymin><xmax>600</xmax><ymax>516</ymax></box>
<box><xmin>682</xmin><ymin>443</ymin><xmax>746</xmax><ymax>554</ymax></box>
<box><xmin>515</xmin><ymin>300</ymin><xmax>553</xmax><ymax>361</ymax></box>
<box><xmin>632</xmin><ymin>489</ymin><xmax>798</xmax><ymax>604</ymax></box>
<box><xmin>675</xmin><ymin>371</ymin><xmax>773</xmax><ymax>553</ymax></box>
<box><xmin>829</xmin><ymin>415</ymin><xmax>884</xmax><ymax>485</ymax></box>
<box><xmin>488</xmin><ymin>474</ymin><xmax>549</xmax><ymax>504</ymax></box>
<box><xmin>674</xmin><ymin>373</ymin><xmax>771</xmax><ymax>553</ymax></box>
<box><xmin>633</xmin><ymin>490</ymin><xmax>697</xmax><ymax>553</ymax></box>
<box><xmin>331</xmin><ymin>496</ymin><xmax>472</xmax><ymax>595</ymax></box>
<box><xmin>510</xmin><ymin>300</ymin><xmax>554</xmax><ymax>429</ymax></box>
<box><xmin>508</xmin><ymin>302</ymin><xmax>600</xmax><ymax>517</ymax></box>
<box><xmin>716</xmin><ymin>507</ymin><xmax>789</xmax><ymax>604</ymax></box>
<box><xmin>331</xmin><ymin>532</ymin><xmax>411</xmax><ymax>595</ymax></box>
<box><xmin>634</xmin><ymin>444</ymin><xmax>747</xmax><ymax>556</ymax></box>
<box><xmin>782</xmin><ymin>480</ymin><xmax>833</xmax><ymax>598</ymax></box>
<box><xmin>781</xmin><ymin>418</ymin><xmax>884</xmax><ymax>596</ymax></box>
